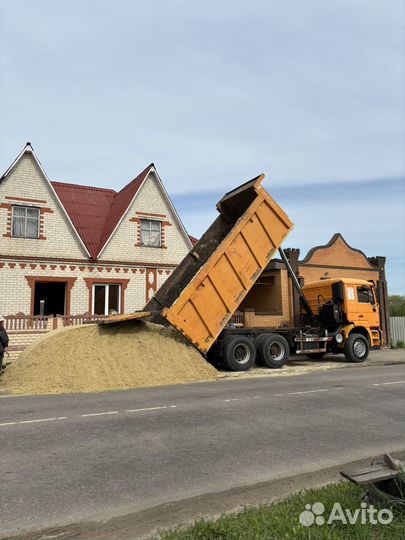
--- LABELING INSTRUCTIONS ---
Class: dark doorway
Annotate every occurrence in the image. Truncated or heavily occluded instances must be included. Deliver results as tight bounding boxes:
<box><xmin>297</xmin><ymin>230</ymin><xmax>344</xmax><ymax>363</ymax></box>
<box><xmin>34</xmin><ymin>282</ymin><xmax>66</xmax><ymax>315</ymax></box>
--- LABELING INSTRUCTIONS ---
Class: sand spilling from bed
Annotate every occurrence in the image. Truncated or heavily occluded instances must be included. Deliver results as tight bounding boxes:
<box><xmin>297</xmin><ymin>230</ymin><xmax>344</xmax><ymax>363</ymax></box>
<box><xmin>2</xmin><ymin>321</ymin><xmax>218</xmax><ymax>395</ymax></box>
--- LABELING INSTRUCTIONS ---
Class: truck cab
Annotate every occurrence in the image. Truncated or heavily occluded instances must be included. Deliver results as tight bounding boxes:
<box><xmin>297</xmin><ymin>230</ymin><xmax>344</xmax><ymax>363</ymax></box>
<box><xmin>302</xmin><ymin>278</ymin><xmax>382</xmax><ymax>361</ymax></box>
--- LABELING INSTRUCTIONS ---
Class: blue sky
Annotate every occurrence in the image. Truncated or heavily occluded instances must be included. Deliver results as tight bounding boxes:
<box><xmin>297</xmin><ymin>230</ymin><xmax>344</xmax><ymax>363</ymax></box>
<box><xmin>0</xmin><ymin>1</ymin><xmax>403</xmax><ymax>293</ymax></box>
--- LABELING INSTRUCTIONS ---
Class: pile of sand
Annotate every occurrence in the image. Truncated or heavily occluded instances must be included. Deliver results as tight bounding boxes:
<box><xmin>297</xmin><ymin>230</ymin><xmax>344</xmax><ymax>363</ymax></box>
<box><xmin>2</xmin><ymin>321</ymin><xmax>218</xmax><ymax>395</ymax></box>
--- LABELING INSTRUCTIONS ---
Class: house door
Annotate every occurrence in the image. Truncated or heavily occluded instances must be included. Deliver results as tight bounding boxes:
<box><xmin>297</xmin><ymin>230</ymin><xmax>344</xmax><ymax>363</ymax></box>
<box><xmin>34</xmin><ymin>282</ymin><xmax>66</xmax><ymax>315</ymax></box>
<box><xmin>93</xmin><ymin>284</ymin><xmax>121</xmax><ymax>315</ymax></box>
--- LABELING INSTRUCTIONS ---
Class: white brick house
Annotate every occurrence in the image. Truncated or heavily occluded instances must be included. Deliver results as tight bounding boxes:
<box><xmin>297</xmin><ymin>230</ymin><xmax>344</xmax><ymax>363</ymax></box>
<box><xmin>0</xmin><ymin>143</ymin><xmax>193</xmax><ymax>317</ymax></box>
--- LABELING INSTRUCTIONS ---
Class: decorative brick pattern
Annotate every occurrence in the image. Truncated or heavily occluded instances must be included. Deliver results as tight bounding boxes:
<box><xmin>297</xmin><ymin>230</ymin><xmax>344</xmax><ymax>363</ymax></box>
<box><xmin>0</xmin><ymin>202</ymin><xmax>12</xmax><ymax>237</ymax></box>
<box><xmin>129</xmin><ymin>215</ymin><xmax>171</xmax><ymax>250</ymax></box>
<box><xmin>145</xmin><ymin>268</ymin><xmax>157</xmax><ymax>303</ymax></box>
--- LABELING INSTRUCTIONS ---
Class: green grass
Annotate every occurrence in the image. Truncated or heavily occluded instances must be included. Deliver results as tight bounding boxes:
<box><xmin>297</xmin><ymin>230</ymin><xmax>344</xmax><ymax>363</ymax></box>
<box><xmin>155</xmin><ymin>482</ymin><xmax>404</xmax><ymax>540</ymax></box>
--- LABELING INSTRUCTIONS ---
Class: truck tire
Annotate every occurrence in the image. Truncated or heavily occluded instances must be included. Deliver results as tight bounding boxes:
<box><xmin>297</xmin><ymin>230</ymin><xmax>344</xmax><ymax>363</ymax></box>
<box><xmin>254</xmin><ymin>333</ymin><xmax>269</xmax><ymax>366</ymax></box>
<box><xmin>258</xmin><ymin>334</ymin><xmax>289</xmax><ymax>368</ymax></box>
<box><xmin>344</xmin><ymin>333</ymin><xmax>369</xmax><ymax>363</ymax></box>
<box><xmin>223</xmin><ymin>336</ymin><xmax>256</xmax><ymax>371</ymax></box>
<box><xmin>306</xmin><ymin>352</ymin><xmax>325</xmax><ymax>360</ymax></box>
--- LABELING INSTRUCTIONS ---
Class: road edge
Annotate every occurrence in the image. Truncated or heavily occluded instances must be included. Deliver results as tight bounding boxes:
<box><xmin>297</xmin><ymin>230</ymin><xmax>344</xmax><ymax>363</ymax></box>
<box><xmin>5</xmin><ymin>450</ymin><xmax>404</xmax><ymax>540</ymax></box>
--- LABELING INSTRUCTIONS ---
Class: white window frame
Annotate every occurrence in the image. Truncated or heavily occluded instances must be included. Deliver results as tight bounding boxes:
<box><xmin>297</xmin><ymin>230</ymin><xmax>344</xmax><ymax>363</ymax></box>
<box><xmin>140</xmin><ymin>218</ymin><xmax>162</xmax><ymax>247</ymax></box>
<box><xmin>11</xmin><ymin>205</ymin><xmax>40</xmax><ymax>239</ymax></box>
<box><xmin>92</xmin><ymin>284</ymin><xmax>121</xmax><ymax>315</ymax></box>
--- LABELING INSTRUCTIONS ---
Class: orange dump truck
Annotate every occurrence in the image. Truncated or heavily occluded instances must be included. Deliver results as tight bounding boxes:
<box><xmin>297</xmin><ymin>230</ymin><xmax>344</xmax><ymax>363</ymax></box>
<box><xmin>102</xmin><ymin>174</ymin><xmax>381</xmax><ymax>370</ymax></box>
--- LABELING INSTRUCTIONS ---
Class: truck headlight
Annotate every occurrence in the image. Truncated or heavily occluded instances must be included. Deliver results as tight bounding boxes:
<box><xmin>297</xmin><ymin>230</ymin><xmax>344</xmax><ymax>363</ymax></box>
<box><xmin>335</xmin><ymin>333</ymin><xmax>343</xmax><ymax>344</ymax></box>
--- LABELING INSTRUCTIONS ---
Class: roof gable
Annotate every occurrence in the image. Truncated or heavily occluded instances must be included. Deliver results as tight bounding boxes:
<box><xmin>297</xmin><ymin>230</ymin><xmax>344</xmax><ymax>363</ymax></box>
<box><xmin>1</xmin><ymin>143</ymin><xmax>91</xmax><ymax>257</ymax></box>
<box><xmin>2</xmin><ymin>144</ymin><xmax>192</xmax><ymax>260</ymax></box>
<box><xmin>301</xmin><ymin>233</ymin><xmax>374</xmax><ymax>268</ymax></box>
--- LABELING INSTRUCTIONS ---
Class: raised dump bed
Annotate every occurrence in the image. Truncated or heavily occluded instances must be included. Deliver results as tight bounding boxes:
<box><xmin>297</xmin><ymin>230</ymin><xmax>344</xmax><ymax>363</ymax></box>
<box><xmin>144</xmin><ymin>174</ymin><xmax>293</xmax><ymax>353</ymax></box>
<box><xmin>101</xmin><ymin>173</ymin><xmax>382</xmax><ymax>372</ymax></box>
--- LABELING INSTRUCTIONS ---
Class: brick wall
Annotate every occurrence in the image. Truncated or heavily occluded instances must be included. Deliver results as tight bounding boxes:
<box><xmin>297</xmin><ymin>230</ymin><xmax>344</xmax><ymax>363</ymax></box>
<box><xmin>300</xmin><ymin>265</ymin><xmax>379</xmax><ymax>284</ymax></box>
<box><xmin>243</xmin><ymin>269</ymin><xmax>293</xmax><ymax>328</ymax></box>
<box><xmin>0</xmin><ymin>259</ymin><xmax>174</xmax><ymax>315</ymax></box>
<box><xmin>6</xmin><ymin>330</ymin><xmax>50</xmax><ymax>362</ymax></box>
<box><xmin>302</xmin><ymin>235</ymin><xmax>372</xmax><ymax>268</ymax></box>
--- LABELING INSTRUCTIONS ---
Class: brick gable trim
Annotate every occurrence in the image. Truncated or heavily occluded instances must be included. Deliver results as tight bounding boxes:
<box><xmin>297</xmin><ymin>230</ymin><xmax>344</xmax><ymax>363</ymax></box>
<box><xmin>135</xmin><ymin>211</ymin><xmax>167</xmax><ymax>218</ymax></box>
<box><xmin>5</xmin><ymin>195</ymin><xmax>48</xmax><ymax>204</ymax></box>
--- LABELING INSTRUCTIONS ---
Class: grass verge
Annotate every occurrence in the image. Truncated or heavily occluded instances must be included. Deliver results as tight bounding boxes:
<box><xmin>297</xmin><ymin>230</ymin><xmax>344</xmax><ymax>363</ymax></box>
<box><xmin>155</xmin><ymin>481</ymin><xmax>404</xmax><ymax>540</ymax></box>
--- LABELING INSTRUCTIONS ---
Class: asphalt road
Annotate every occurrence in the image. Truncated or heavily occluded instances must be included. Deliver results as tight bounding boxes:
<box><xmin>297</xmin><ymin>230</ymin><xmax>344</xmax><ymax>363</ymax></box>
<box><xmin>1</xmin><ymin>364</ymin><xmax>404</xmax><ymax>538</ymax></box>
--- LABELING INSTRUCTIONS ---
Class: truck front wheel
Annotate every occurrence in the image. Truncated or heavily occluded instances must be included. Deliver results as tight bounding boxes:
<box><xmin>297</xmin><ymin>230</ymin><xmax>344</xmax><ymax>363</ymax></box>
<box><xmin>222</xmin><ymin>336</ymin><xmax>256</xmax><ymax>371</ymax></box>
<box><xmin>344</xmin><ymin>333</ymin><xmax>369</xmax><ymax>363</ymax></box>
<box><xmin>258</xmin><ymin>334</ymin><xmax>290</xmax><ymax>369</ymax></box>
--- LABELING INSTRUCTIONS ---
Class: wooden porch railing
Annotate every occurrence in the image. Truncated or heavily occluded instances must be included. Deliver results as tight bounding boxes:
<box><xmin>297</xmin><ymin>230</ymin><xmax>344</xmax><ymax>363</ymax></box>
<box><xmin>4</xmin><ymin>314</ymin><xmax>49</xmax><ymax>331</ymax></box>
<box><xmin>3</xmin><ymin>313</ymin><xmax>110</xmax><ymax>331</ymax></box>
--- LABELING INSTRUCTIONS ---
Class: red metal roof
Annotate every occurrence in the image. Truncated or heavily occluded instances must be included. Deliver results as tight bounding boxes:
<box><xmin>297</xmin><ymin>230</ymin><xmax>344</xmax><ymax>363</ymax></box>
<box><xmin>51</xmin><ymin>164</ymin><xmax>152</xmax><ymax>258</ymax></box>
<box><xmin>97</xmin><ymin>164</ymin><xmax>152</xmax><ymax>254</ymax></box>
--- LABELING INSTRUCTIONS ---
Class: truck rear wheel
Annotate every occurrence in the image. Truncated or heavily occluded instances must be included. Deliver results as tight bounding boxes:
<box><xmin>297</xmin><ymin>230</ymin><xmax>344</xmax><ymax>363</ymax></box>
<box><xmin>254</xmin><ymin>334</ymin><xmax>269</xmax><ymax>366</ymax></box>
<box><xmin>258</xmin><ymin>334</ymin><xmax>289</xmax><ymax>369</ymax></box>
<box><xmin>223</xmin><ymin>336</ymin><xmax>256</xmax><ymax>371</ymax></box>
<box><xmin>344</xmin><ymin>333</ymin><xmax>369</xmax><ymax>363</ymax></box>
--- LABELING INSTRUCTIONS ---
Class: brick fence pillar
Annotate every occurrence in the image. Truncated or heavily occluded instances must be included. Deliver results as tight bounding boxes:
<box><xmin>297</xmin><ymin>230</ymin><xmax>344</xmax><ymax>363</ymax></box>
<box><xmin>368</xmin><ymin>256</ymin><xmax>390</xmax><ymax>346</ymax></box>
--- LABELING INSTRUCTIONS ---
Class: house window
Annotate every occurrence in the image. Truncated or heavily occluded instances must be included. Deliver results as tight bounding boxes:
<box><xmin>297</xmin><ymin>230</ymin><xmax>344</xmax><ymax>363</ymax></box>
<box><xmin>12</xmin><ymin>205</ymin><xmax>40</xmax><ymax>238</ymax></box>
<box><xmin>93</xmin><ymin>284</ymin><xmax>121</xmax><ymax>315</ymax></box>
<box><xmin>357</xmin><ymin>286</ymin><xmax>374</xmax><ymax>304</ymax></box>
<box><xmin>140</xmin><ymin>219</ymin><xmax>161</xmax><ymax>247</ymax></box>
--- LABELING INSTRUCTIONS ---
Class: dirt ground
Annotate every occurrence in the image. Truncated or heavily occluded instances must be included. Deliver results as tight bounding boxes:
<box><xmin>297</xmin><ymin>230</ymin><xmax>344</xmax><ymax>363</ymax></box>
<box><xmin>1</xmin><ymin>321</ymin><xmax>218</xmax><ymax>395</ymax></box>
<box><xmin>218</xmin><ymin>348</ymin><xmax>405</xmax><ymax>380</ymax></box>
